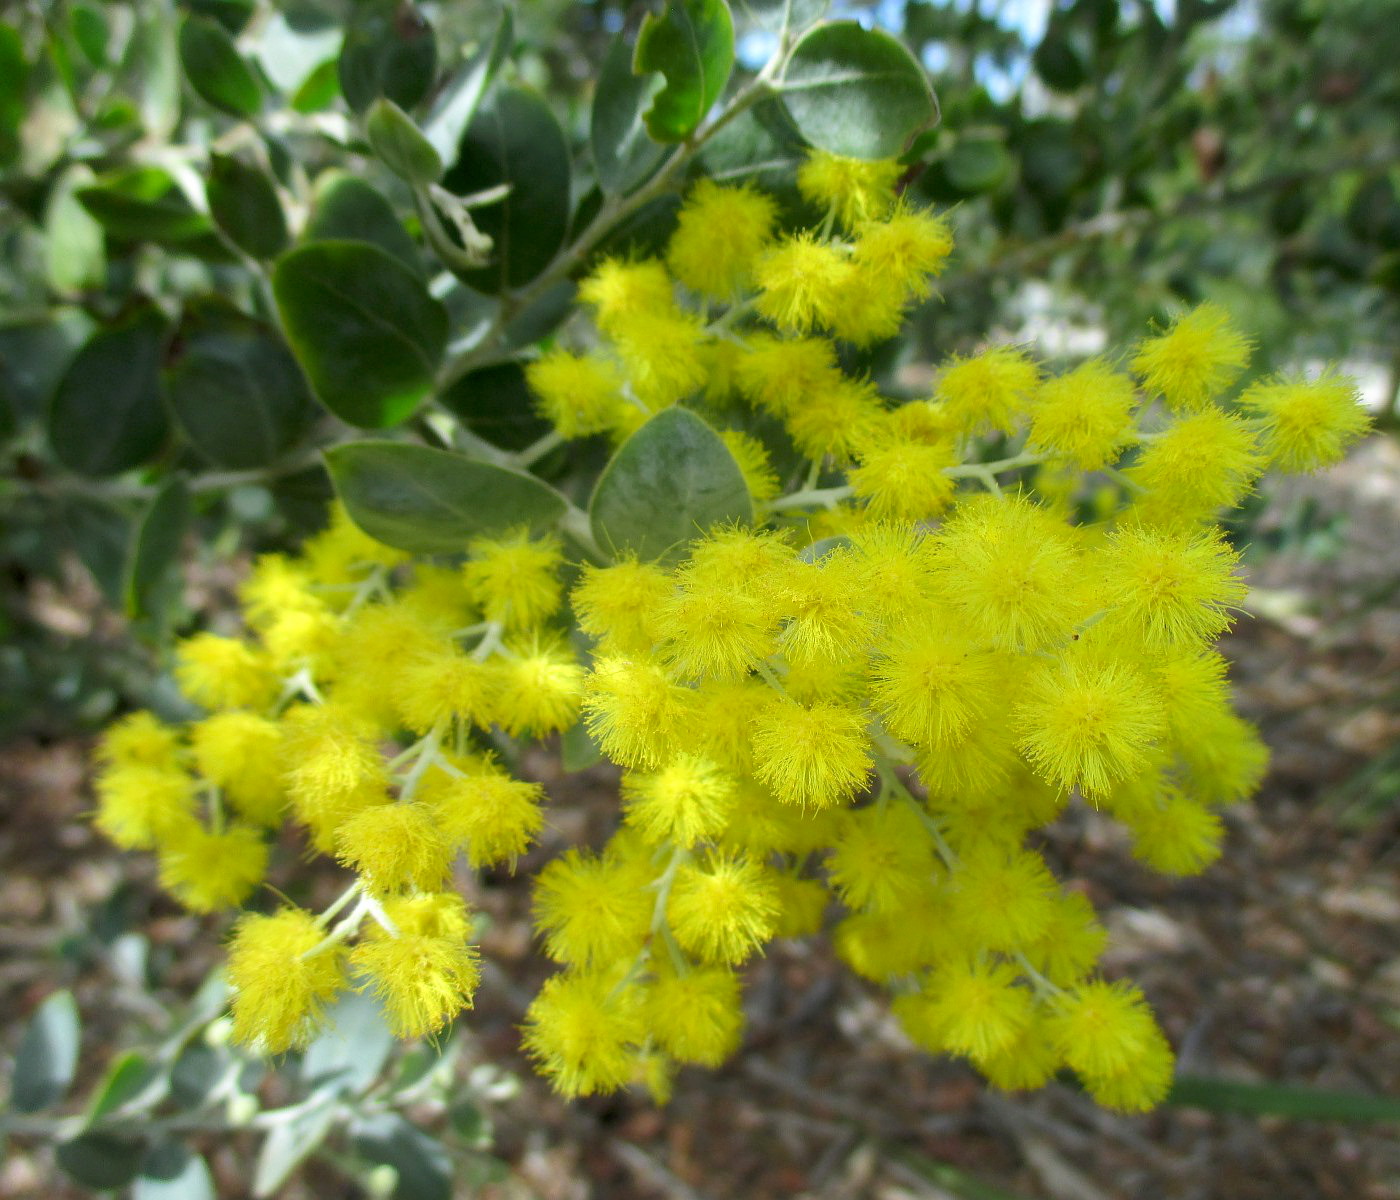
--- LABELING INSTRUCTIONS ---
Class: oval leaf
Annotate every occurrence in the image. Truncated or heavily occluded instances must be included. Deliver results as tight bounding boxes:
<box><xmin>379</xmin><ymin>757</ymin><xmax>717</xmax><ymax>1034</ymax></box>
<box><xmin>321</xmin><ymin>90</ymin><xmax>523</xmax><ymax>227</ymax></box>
<box><xmin>134</xmin><ymin>1143</ymin><xmax>216</xmax><ymax>1200</ymax></box>
<box><xmin>325</xmin><ymin>441</ymin><xmax>567</xmax><ymax>554</ymax></box>
<box><xmin>589</xmin><ymin>407</ymin><xmax>752</xmax><ymax>561</ymax></box>
<box><xmin>422</xmin><ymin>7</ymin><xmax>512</xmax><ymax>168</ymax></box>
<box><xmin>443</xmin><ymin>87</ymin><xmax>571</xmax><ymax>294</ymax></box>
<box><xmin>591</xmin><ymin>33</ymin><xmax>665</xmax><ymax>194</ymax></box>
<box><xmin>253</xmin><ymin>1098</ymin><xmax>338</xmax><ymax>1198</ymax></box>
<box><xmin>56</xmin><ymin>1134</ymin><xmax>146</xmax><ymax>1191</ymax></box>
<box><xmin>351</xmin><ymin>1114</ymin><xmax>452</xmax><ymax>1200</ymax></box>
<box><xmin>49</xmin><ymin>306</ymin><xmax>169</xmax><ymax>476</ymax></box>
<box><xmin>633</xmin><ymin>0</ymin><xmax>735</xmax><ymax>142</ymax></box>
<box><xmin>44</xmin><ymin>164</ymin><xmax>107</xmax><ymax>294</ymax></box>
<box><xmin>125</xmin><ymin>475</ymin><xmax>191</xmax><ymax>622</ymax></box>
<box><xmin>12</xmin><ymin>990</ymin><xmax>80</xmax><ymax>1112</ymax></box>
<box><xmin>303</xmin><ymin>171</ymin><xmax>422</xmax><ymax>276</ymax></box>
<box><xmin>367</xmin><ymin>97</ymin><xmax>442</xmax><ymax>185</ymax></box>
<box><xmin>272</xmin><ymin>241</ymin><xmax>446</xmax><ymax>428</ymax></box>
<box><xmin>178</xmin><ymin>14</ymin><xmax>262</xmax><ymax>117</ymax></box>
<box><xmin>76</xmin><ymin>166</ymin><xmax>212</xmax><ymax>243</ymax></box>
<box><xmin>207</xmin><ymin>154</ymin><xmax>289</xmax><ymax>259</ymax></box>
<box><xmin>779</xmin><ymin>21</ymin><xmax>937</xmax><ymax>160</ymax></box>
<box><xmin>87</xmin><ymin>1052</ymin><xmax>161</xmax><ymax>1122</ymax></box>
<box><xmin>338</xmin><ymin>6</ymin><xmax>436</xmax><ymax>114</ymax></box>
<box><xmin>164</xmin><ymin>304</ymin><xmax>315</xmax><ymax>468</ymax></box>
<box><xmin>439</xmin><ymin>360</ymin><xmax>552</xmax><ymax>452</ymax></box>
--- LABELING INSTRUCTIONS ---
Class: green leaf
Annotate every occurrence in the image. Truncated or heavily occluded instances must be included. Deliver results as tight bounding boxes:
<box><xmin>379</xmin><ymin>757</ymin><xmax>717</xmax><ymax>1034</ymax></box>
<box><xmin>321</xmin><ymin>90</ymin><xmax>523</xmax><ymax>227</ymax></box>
<box><xmin>134</xmin><ymin>1143</ymin><xmax>215</xmax><ymax>1200</ymax></box>
<box><xmin>591</xmin><ymin>33</ymin><xmax>665</xmax><ymax>194</ymax></box>
<box><xmin>303</xmin><ymin>171</ymin><xmax>422</xmax><ymax>276</ymax></box>
<box><xmin>43</xmin><ymin>164</ymin><xmax>107</xmax><ymax>294</ymax></box>
<box><xmin>1167</xmin><ymin>1075</ymin><xmax>1400</xmax><ymax>1122</ymax></box>
<box><xmin>302</xmin><ymin>990</ymin><xmax>395</xmax><ymax>1095</ymax></box>
<box><xmin>60</xmin><ymin>498</ymin><xmax>130</xmax><ymax>605</ymax></box>
<box><xmin>351</xmin><ymin>1113</ymin><xmax>452</xmax><ymax>1200</ymax></box>
<box><xmin>87</xmin><ymin>1052</ymin><xmax>161</xmax><ymax>1122</ymax></box>
<box><xmin>561</xmin><ymin>719</ymin><xmax>603</xmax><ymax>771</ymax></box>
<box><xmin>325</xmin><ymin>441</ymin><xmax>567</xmax><ymax>554</ymax></box>
<box><xmin>125</xmin><ymin>476</ymin><xmax>191</xmax><ymax>622</ymax></box>
<box><xmin>367</xmin><ymin>97</ymin><xmax>443</xmax><ymax>185</ymax></box>
<box><xmin>944</xmin><ymin>136</ymin><xmax>1012</xmax><ymax>194</ymax></box>
<box><xmin>179</xmin><ymin>14</ymin><xmax>262</xmax><ymax>116</ymax></box>
<box><xmin>439</xmin><ymin>361</ymin><xmax>552</xmax><ymax>452</ymax></box>
<box><xmin>12</xmin><ymin>989</ymin><xmax>80</xmax><ymax>1112</ymax></box>
<box><xmin>633</xmin><ymin>0</ymin><xmax>735</xmax><ymax>142</ymax></box>
<box><xmin>273</xmin><ymin>241</ymin><xmax>446</xmax><ymax>429</ymax></box>
<box><xmin>444</xmin><ymin>86</ymin><xmax>571</xmax><ymax>294</ymax></box>
<box><xmin>0</xmin><ymin>24</ymin><xmax>29</xmax><ymax>166</ymax></box>
<box><xmin>57</xmin><ymin>1133</ymin><xmax>146</xmax><ymax>1190</ymax></box>
<box><xmin>290</xmin><ymin>56</ymin><xmax>339</xmax><ymax>112</ymax></box>
<box><xmin>338</xmin><ymin>6</ymin><xmax>436</xmax><ymax>114</ymax></box>
<box><xmin>127</xmin><ymin>0</ymin><xmax>180</xmax><ymax>139</ymax></box>
<box><xmin>207</xmin><ymin>154</ymin><xmax>289</xmax><ymax>259</ymax></box>
<box><xmin>733</xmin><ymin>0</ymin><xmax>828</xmax><ymax>32</ymax></box>
<box><xmin>779</xmin><ymin>21</ymin><xmax>937</xmax><ymax>159</ymax></box>
<box><xmin>49</xmin><ymin>306</ymin><xmax>170</xmax><ymax>476</ymax></box>
<box><xmin>164</xmin><ymin>303</ymin><xmax>315</xmax><ymax>468</ymax></box>
<box><xmin>253</xmin><ymin>1097</ymin><xmax>339</xmax><ymax>1197</ymax></box>
<box><xmin>589</xmin><ymin>407</ymin><xmax>752</xmax><ymax>562</ymax></box>
<box><xmin>422</xmin><ymin>7</ymin><xmax>512</xmax><ymax>169</ymax></box>
<box><xmin>168</xmin><ymin>1042</ymin><xmax>224</xmax><ymax>1109</ymax></box>
<box><xmin>76</xmin><ymin>166</ymin><xmax>212</xmax><ymax>243</ymax></box>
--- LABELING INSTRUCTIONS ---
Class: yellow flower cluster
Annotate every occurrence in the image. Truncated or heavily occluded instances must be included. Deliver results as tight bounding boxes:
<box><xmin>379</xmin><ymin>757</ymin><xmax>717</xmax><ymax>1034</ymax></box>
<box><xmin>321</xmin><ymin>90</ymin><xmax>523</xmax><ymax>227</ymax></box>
<box><xmin>91</xmin><ymin>150</ymin><xmax>1370</xmax><ymax>1111</ymax></box>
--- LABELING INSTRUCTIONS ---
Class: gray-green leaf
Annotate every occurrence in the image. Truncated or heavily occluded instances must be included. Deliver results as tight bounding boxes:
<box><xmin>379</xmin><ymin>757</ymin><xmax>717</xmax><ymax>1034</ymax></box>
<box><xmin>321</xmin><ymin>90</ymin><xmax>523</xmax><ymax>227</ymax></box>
<box><xmin>48</xmin><ymin>306</ymin><xmax>169</xmax><ymax>476</ymax></box>
<box><xmin>325</xmin><ymin>441</ymin><xmax>567</xmax><ymax>554</ymax></box>
<box><xmin>367</xmin><ymin>97</ymin><xmax>443</xmax><ymax>185</ymax></box>
<box><xmin>589</xmin><ymin>407</ymin><xmax>752</xmax><ymax>561</ymax></box>
<box><xmin>164</xmin><ymin>304</ymin><xmax>315</xmax><ymax>468</ymax></box>
<box><xmin>443</xmin><ymin>87</ymin><xmax>571</xmax><ymax>294</ymax></box>
<box><xmin>272</xmin><ymin>241</ymin><xmax>446</xmax><ymax>429</ymax></box>
<box><xmin>779</xmin><ymin>21</ymin><xmax>937</xmax><ymax>160</ymax></box>
<box><xmin>178</xmin><ymin>14</ymin><xmax>262</xmax><ymax>117</ymax></box>
<box><xmin>12</xmin><ymin>989</ymin><xmax>80</xmax><ymax>1112</ymax></box>
<box><xmin>591</xmin><ymin>33</ymin><xmax>665</xmax><ymax>194</ymax></box>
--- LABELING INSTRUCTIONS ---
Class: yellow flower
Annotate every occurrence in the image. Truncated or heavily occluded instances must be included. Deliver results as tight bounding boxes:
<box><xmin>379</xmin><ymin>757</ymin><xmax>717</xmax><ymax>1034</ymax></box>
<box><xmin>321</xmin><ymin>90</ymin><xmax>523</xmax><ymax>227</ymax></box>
<box><xmin>751</xmin><ymin>696</ymin><xmax>872</xmax><ymax>809</ymax></box>
<box><xmin>351</xmin><ymin>926</ymin><xmax>480</xmax><ymax>1038</ymax></box>
<box><xmin>523</xmin><ymin>969</ymin><xmax>644</xmax><ymax>1097</ymax></box>
<box><xmin>227</xmin><ymin>908</ymin><xmax>345</xmax><ymax>1052</ymax></box>
<box><xmin>644</xmin><ymin>966</ymin><xmax>744</xmax><ymax>1065</ymax></box>
<box><xmin>622</xmin><ymin>753</ymin><xmax>737</xmax><ymax>848</ymax></box>
<box><xmin>797</xmin><ymin>149</ymin><xmax>902</xmax><ymax>228</ymax></box>
<box><xmin>190</xmin><ymin>712</ymin><xmax>286</xmax><ymax>826</ymax></box>
<box><xmin>492</xmin><ymin>637</ymin><xmax>582</xmax><ymax>736</ymax></box>
<box><xmin>157</xmin><ymin>822</ymin><xmax>268</xmax><ymax>913</ymax></box>
<box><xmin>754</xmin><ymin>233</ymin><xmax>853</xmax><ymax>333</ymax></box>
<box><xmin>335</xmin><ymin>802</ymin><xmax>453</xmax><ymax>895</ymax></box>
<box><xmin>825</xmin><ymin>803</ymin><xmax>939</xmax><ymax>914</ymax></box>
<box><xmin>426</xmin><ymin>767</ymin><xmax>544</xmax><ymax>869</ymax></box>
<box><xmin>462</xmin><ymin>529</ymin><xmax>563</xmax><ymax>630</ymax></box>
<box><xmin>533</xmin><ymin>847</ymin><xmax>653</xmax><ymax>966</ymax></box>
<box><xmin>935</xmin><ymin>345</ymin><xmax>1039</xmax><ymax>435</ymax></box>
<box><xmin>578</xmin><ymin>257</ymin><xmax>675</xmax><ymax>333</ymax></box>
<box><xmin>1130</xmin><ymin>302</ymin><xmax>1252</xmax><ymax>410</ymax></box>
<box><xmin>1240</xmin><ymin>369</ymin><xmax>1370</xmax><ymax>472</ymax></box>
<box><xmin>849</xmin><ymin>434</ymin><xmax>958</xmax><ymax>521</ymax></box>
<box><xmin>1027</xmin><ymin>358</ymin><xmax>1139</xmax><ymax>470</ymax></box>
<box><xmin>667</xmin><ymin>851</ymin><xmax>780</xmax><ymax>964</ymax></box>
<box><xmin>1016</xmin><ymin>651</ymin><xmax>1165</xmax><ymax>799</ymax></box>
<box><xmin>525</xmin><ymin>350</ymin><xmax>629</xmax><ymax>439</ymax></box>
<box><xmin>174</xmin><ymin>633</ymin><xmax>279</xmax><ymax>712</ymax></box>
<box><xmin>666</xmin><ymin>178</ymin><xmax>777</xmax><ymax>298</ymax></box>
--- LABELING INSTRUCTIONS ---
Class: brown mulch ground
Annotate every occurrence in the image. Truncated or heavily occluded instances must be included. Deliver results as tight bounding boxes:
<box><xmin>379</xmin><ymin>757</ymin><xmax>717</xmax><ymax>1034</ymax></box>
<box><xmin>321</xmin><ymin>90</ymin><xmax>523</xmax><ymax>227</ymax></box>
<box><xmin>2</xmin><ymin>438</ymin><xmax>1398</xmax><ymax>1200</ymax></box>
